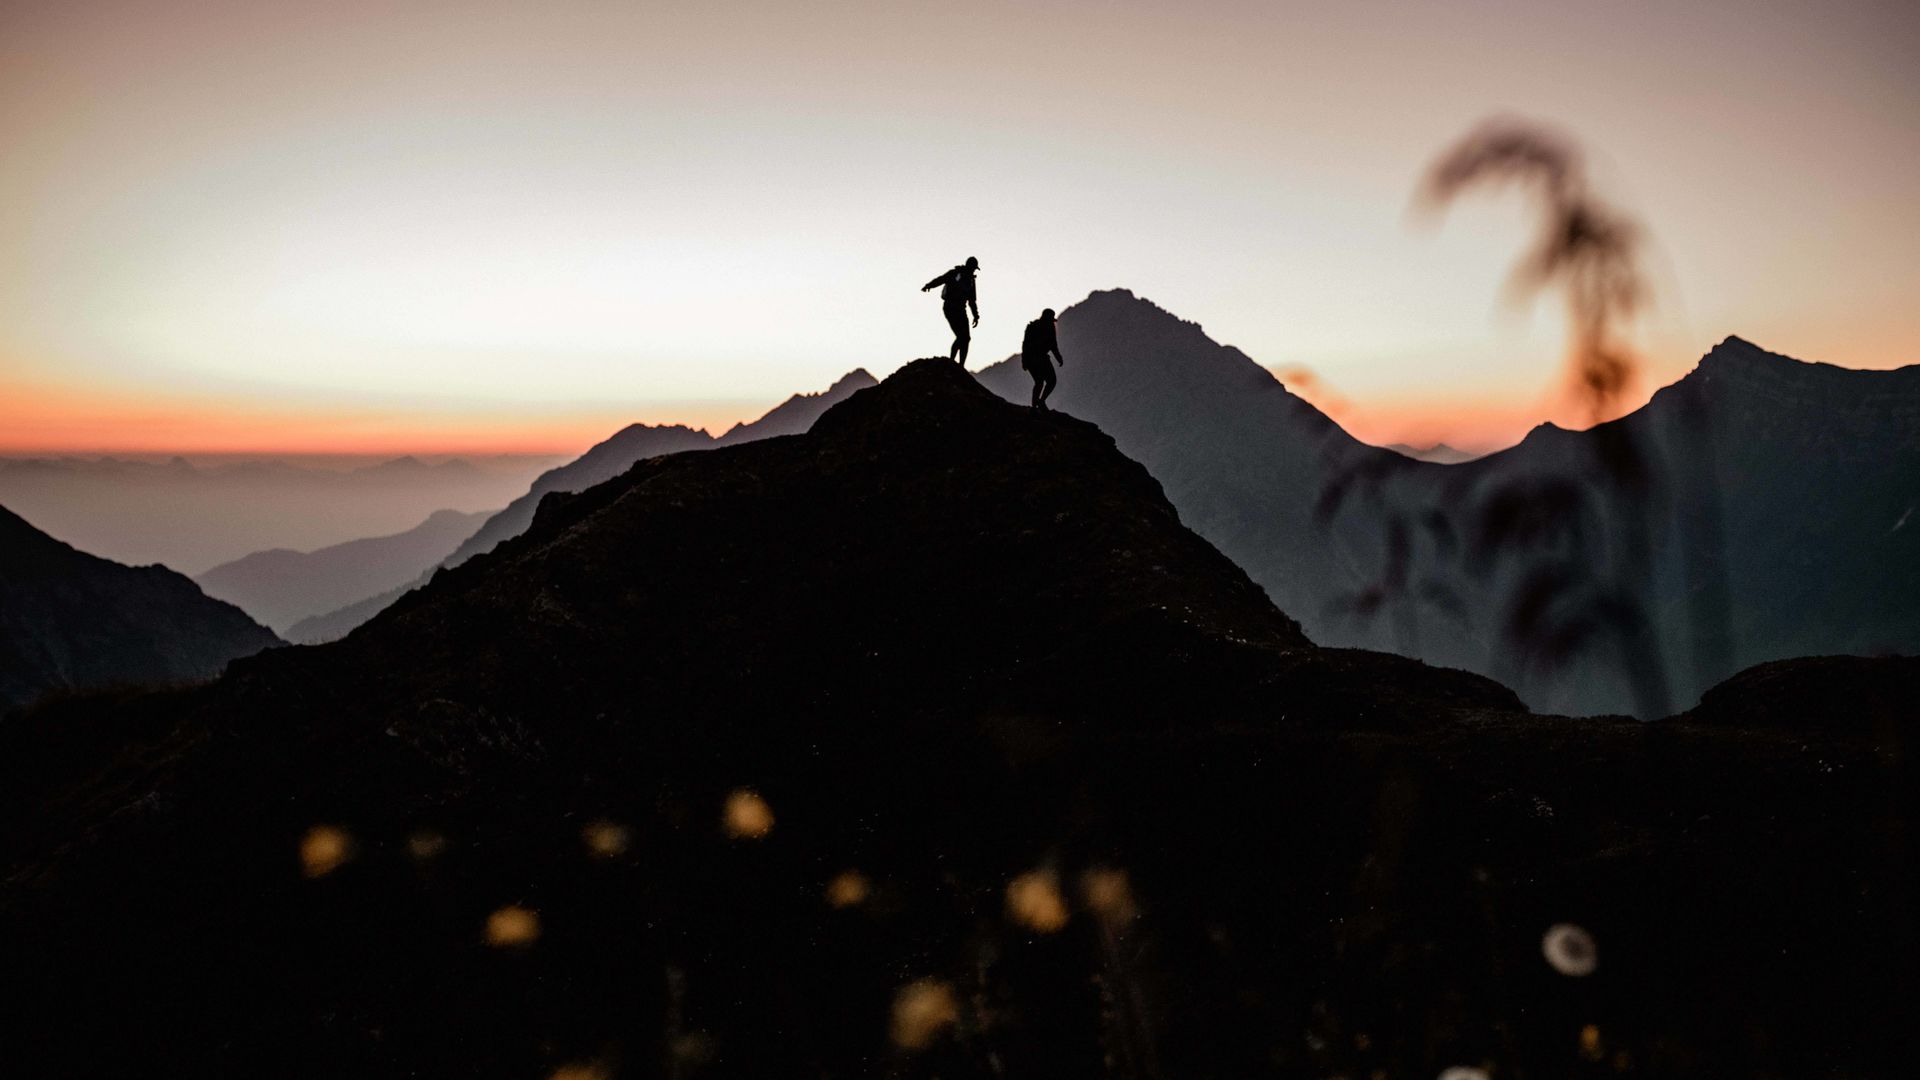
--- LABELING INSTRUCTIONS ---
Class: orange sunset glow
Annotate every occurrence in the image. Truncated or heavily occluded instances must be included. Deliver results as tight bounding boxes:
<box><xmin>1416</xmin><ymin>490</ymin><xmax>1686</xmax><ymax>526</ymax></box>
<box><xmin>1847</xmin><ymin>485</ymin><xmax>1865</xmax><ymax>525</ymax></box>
<box><xmin>0</xmin><ymin>369</ymin><xmax>764</xmax><ymax>456</ymax></box>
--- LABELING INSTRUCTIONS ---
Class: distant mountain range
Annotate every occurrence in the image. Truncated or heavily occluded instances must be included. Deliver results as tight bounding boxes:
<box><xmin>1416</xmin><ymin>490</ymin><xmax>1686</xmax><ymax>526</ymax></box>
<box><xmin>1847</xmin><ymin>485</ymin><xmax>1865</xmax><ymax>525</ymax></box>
<box><xmin>195</xmin><ymin>509</ymin><xmax>493</xmax><ymax>634</ymax></box>
<box><xmin>282</xmin><ymin>370</ymin><xmax>876</xmax><ymax>643</ymax></box>
<box><xmin>1383</xmin><ymin>441</ymin><xmax>1483</xmax><ymax>464</ymax></box>
<box><xmin>150</xmin><ymin>289</ymin><xmax>1917</xmax><ymax>715</ymax></box>
<box><xmin>0</xmin><ymin>504</ymin><xmax>280</xmax><ymax>713</ymax></box>
<box><xmin>0</xmin><ymin>452</ymin><xmax>558</xmax><ymax>574</ymax></box>
<box><xmin>272</xmin><ymin>292</ymin><xmax>1916</xmax><ymax>714</ymax></box>
<box><xmin>977</xmin><ymin>290</ymin><xmax>1918</xmax><ymax>716</ymax></box>
<box><xmin>4</xmin><ymin>359</ymin><xmax>1909</xmax><ymax>1075</ymax></box>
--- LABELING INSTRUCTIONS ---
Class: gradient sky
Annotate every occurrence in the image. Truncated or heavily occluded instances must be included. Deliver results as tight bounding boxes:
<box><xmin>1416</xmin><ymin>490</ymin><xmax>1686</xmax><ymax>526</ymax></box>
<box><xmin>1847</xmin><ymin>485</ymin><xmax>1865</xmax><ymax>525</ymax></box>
<box><xmin>3</xmin><ymin>0</ymin><xmax>1915</xmax><ymax>455</ymax></box>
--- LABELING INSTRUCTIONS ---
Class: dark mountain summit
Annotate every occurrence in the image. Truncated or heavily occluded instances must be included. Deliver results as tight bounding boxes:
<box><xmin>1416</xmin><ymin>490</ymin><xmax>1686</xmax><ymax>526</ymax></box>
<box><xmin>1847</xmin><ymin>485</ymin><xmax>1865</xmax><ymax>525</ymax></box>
<box><xmin>1</xmin><ymin>358</ymin><xmax>1911</xmax><ymax>1077</ymax></box>
<box><xmin>284</xmin><ymin>358</ymin><xmax>1488</xmax><ymax>723</ymax></box>
<box><xmin>978</xmin><ymin>290</ymin><xmax>1371</xmax><ymax>620</ymax></box>
<box><xmin>284</xmin><ymin>370</ymin><xmax>879</xmax><ymax>644</ymax></box>
<box><xmin>979</xmin><ymin>293</ymin><xmax>1919</xmax><ymax>715</ymax></box>
<box><xmin>0</xmin><ymin>504</ymin><xmax>280</xmax><ymax>713</ymax></box>
<box><xmin>196</xmin><ymin>508</ymin><xmax>492</xmax><ymax>633</ymax></box>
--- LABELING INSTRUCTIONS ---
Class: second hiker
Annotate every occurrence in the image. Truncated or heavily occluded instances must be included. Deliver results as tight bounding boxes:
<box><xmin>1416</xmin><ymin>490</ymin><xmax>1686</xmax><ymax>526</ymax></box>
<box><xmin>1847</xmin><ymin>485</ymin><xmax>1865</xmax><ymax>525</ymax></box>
<box><xmin>1022</xmin><ymin>307</ymin><xmax>1065</xmax><ymax>411</ymax></box>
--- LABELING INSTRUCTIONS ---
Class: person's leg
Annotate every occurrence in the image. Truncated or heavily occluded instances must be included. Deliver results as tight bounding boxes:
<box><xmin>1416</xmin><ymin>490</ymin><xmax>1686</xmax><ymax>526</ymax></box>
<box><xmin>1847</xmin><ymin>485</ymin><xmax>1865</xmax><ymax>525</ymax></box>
<box><xmin>1029</xmin><ymin>367</ymin><xmax>1044</xmax><ymax>409</ymax></box>
<box><xmin>945</xmin><ymin>305</ymin><xmax>969</xmax><ymax>364</ymax></box>
<box><xmin>1039</xmin><ymin>365</ymin><xmax>1057</xmax><ymax>408</ymax></box>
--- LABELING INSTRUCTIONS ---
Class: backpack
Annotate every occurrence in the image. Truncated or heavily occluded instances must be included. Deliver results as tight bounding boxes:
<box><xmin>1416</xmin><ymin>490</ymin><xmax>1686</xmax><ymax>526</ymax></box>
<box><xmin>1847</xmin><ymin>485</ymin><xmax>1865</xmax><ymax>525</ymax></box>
<box><xmin>940</xmin><ymin>268</ymin><xmax>966</xmax><ymax>302</ymax></box>
<box><xmin>1021</xmin><ymin>318</ymin><xmax>1048</xmax><ymax>358</ymax></box>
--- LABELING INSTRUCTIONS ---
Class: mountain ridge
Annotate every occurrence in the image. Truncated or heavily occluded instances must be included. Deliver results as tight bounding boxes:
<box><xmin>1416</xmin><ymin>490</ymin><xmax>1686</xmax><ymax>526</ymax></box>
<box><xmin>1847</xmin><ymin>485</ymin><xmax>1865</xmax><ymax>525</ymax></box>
<box><xmin>0</xmin><ymin>451</ymin><xmax>553</xmax><ymax>574</ymax></box>
<box><xmin>978</xmin><ymin>289</ymin><xmax>1918</xmax><ymax>716</ymax></box>
<box><xmin>283</xmin><ymin>370</ymin><xmax>881</xmax><ymax>643</ymax></box>
<box><xmin>195</xmin><ymin>508</ymin><xmax>493</xmax><ymax>633</ymax></box>
<box><xmin>0</xmin><ymin>504</ymin><xmax>281</xmax><ymax>712</ymax></box>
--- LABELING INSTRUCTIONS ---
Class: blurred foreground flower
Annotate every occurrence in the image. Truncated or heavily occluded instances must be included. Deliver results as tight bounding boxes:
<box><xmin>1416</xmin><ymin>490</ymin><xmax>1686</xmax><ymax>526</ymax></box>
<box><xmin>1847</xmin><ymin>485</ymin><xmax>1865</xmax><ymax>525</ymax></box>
<box><xmin>1081</xmin><ymin>867</ymin><xmax>1137</xmax><ymax>925</ymax></box>
<box><xmin>582</xmin><ymin>819</ymin><xmax>630</xmax><ymax>857</ymax></box>
<box><xmin>723</xmin><ymin>789</ymin><xmax>775</xmax><ymax>839</ymax></box>
<box><xmin>1542</xmin><ymin>922</ymin><xmax>1598</xmax><ymax>976</ymax></box>
<box><xmin>406</xmin><ymin>828</ymin><xmax>447</xmax><ymax>860</ymax></box>
<box><xmin>671</xmin><ymin>1032</ymin><xmax>715</xmax><ymax>1067</ymax></box>
<box><xmin>890</xmin><ymin>978</ymin><xmax>959</xmax><ymax>1050</ymax></box>
<box><xmin>1438</xmin><ymin>1068</ymin><xmax>1490</xmax><ymax>1080</ymax></box>
<box><xmin>826</xmin><ymin>869</ymin><xmax>871</xmax><ymax>908</ymax></box>
<box><xmin>299</xmin><ymin>825</ymin><xmax>353</xmax><ymax>878</ymax></box>
<box><xmin>548</xmin><ymin>1063</ymin><xmax>609</xmax><ymax>1080</ymax></box>
<box><xmin>485</xmin><ymin>904</ymin><xmax>541</xmax><ymax>947</ymax></box>
<box><xmin>1006</xmin><ymin>869</ymin><xmax>1069</xmax><ymax>933</ymax></box>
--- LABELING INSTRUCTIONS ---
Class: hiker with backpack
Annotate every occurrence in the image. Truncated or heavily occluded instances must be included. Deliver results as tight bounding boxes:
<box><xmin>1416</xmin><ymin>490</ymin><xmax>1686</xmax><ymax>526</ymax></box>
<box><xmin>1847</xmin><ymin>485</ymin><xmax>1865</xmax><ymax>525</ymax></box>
<box><xmin>920</xmin><ymin>256</ymin><xmax>981</xmax><ymax>367</ymax></box>
<box><xmin>1022</xmin><ymin>308</ymin><xmax>1065</xmax><ymax>411</ymax></box>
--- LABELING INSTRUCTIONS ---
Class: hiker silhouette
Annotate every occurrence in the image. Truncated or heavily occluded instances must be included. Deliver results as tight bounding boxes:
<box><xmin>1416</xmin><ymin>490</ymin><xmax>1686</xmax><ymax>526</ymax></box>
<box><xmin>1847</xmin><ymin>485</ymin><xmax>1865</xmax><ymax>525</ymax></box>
<box><xmin>920</xmin><ymin>256</ymin><xmax>980</xmax><ymax>367</ymax></box>
<box><xmin>1021</xmin><ymin>308</ymin><xmax>1065</xmax><ymax>410</ymax></box>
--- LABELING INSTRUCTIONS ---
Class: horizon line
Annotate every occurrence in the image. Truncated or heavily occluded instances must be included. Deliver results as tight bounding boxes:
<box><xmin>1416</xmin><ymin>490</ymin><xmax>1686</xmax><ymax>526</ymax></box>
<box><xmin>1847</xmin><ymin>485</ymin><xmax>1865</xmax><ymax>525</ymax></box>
<box><xmin>6</xmin><ymin>327</ymin><xmax>1912</xmax><ymax>462</ymax></box>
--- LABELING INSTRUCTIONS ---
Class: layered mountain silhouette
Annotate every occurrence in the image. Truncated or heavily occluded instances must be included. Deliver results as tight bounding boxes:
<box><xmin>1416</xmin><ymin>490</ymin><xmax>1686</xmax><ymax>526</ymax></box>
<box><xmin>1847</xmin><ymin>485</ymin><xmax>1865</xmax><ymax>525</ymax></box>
<box><xmin>284</xmin><ymin>370</ymin><xmax>878</xmax><ymax>644</ymax></box>
<box><xmin>1</xmin><ymin>360</ymin><xmax>1910</xmax><ymax>1076</ymax></box>
<box><xmin>1384</xmin><ymin>441</ymin><xmax>1483</xmax><ymax>464</ymax></box>
<box><xmin>0</xmin><ymin>452</ymin><xmax>553</xmax><ymax>574</ymax></box>
<box><xmin>0</xmin><ymin>504</ymin><xmax>280</xmax><ymax>713</ymax></box>
<box><xmin>278</xmin><ymin>360</ymin><xmax>1490</xmax><ymax>720</ymax></box>
<box><xmin>196</xmin><ymin>508</ymin><xmax>492</xmax><ymax>633</ymax></box>
<box><xmin>979</xmin><ymin>290</ymin><xmax>1919</xmax><ymax>715</ymax></box>
<box><xmin>1404</xmin><ymin>336</ymin><xmax>1920</xmax><ymax>713</ymax></box>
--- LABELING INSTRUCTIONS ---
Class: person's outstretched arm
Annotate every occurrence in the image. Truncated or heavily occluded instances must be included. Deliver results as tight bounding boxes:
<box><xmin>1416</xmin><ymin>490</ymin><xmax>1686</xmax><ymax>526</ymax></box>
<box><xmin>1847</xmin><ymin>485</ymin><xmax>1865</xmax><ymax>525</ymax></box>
<box><xmin>921</xmin><ymin>271</ymin><xmax>948</xmax><ymax>292</ymax></box>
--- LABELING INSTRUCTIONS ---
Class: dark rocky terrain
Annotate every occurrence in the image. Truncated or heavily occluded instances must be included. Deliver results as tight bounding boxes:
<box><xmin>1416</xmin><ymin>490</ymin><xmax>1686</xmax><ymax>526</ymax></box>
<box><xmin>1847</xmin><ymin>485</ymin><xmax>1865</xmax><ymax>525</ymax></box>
<box><xmin>286</xmin><ymin>371</ymin><xmax>878</xmax><ymax>644</ymax></box>
<box><xmin>0</xmin><ymin>361</ymin><xmax>1911</xmax><ymax>1077</ymax></box>
<box><xmin>0</xmin><ymin>504</ymin><xmax>281</xmax><ymax>712</ymax></box>
<box><xmin>978</xmin><ymin>291</ymin><xmax>1919</xmax><ymax>715</ymax></box>
<box><xmin>197</xmin><ymin>508</ymin><xmax>492</xmax><ymax>633</ymax></box>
